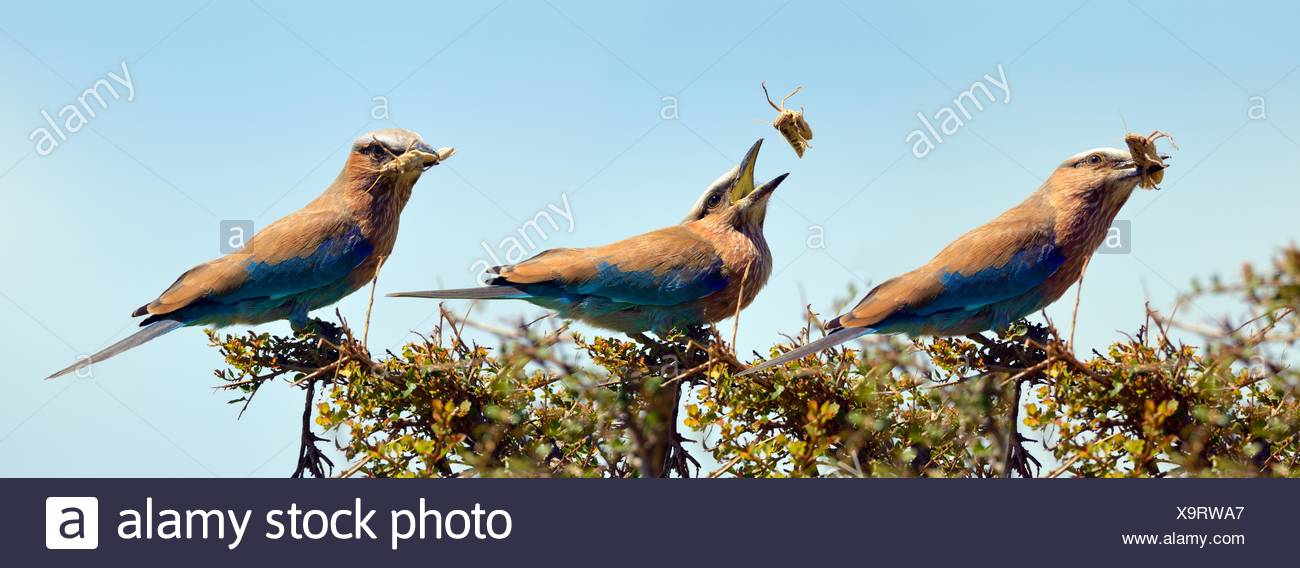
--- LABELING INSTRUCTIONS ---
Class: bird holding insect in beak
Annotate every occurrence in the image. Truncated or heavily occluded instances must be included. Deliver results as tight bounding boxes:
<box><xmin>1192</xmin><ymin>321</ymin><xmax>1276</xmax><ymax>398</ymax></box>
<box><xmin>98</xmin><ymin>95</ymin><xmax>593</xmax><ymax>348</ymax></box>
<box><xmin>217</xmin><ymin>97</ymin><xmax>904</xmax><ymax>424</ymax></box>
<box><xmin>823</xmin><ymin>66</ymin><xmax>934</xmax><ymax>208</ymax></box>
<box><xmin>740</xmin><ymin>144</ymin><xmax>1171</xmax><ymax>376</ymax></box>
<box><xmin>47</xmin><ymin>128</ymin><xmax>452</xmax><ymax>379</ymax></box>
<box><xmin>390</xmin><ymin>139</ymin><xmax>787</xmax><ymax>337</ymax></box>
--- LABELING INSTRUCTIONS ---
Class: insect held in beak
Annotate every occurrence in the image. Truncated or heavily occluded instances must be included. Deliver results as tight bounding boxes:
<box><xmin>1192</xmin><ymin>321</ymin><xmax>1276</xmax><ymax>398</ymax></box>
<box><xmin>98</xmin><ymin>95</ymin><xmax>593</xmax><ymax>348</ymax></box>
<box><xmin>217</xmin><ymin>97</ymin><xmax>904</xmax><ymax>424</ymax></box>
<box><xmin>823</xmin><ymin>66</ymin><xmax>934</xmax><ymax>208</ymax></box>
<box><xmin>1124</xmin><ymin>130</ymin><xmax>1177</xmax><ymax>189</ymax></box>
<box><xmin>365</xmin><ymin>137</ymin><xmax>456</xmax><ymax>192</ymax></box>
<box><xmin>762</xmin><ymin>81</ymin><xmax>813</xmax><ymax>158</ymax></box>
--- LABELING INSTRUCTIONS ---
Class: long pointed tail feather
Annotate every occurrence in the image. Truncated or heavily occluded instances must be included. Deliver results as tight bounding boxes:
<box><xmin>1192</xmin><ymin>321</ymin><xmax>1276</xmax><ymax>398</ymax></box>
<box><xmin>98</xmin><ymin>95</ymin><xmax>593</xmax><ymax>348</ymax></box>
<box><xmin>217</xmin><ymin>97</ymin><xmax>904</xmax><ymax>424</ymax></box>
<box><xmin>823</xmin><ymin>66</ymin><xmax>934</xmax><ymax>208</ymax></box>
<box><xmin>737</xmin><ymin>327</ymin><xmax>872</xmax><ymax>377</ymax></box>
<box><xmin>387</xmin><ymin>286</ymin><xmax>530</xmax><ymax>300</ymax></box>
<box><xmin>46</xmin><ymin>319</ymin><xmax>185</xmax><ymax>380</ymax></box>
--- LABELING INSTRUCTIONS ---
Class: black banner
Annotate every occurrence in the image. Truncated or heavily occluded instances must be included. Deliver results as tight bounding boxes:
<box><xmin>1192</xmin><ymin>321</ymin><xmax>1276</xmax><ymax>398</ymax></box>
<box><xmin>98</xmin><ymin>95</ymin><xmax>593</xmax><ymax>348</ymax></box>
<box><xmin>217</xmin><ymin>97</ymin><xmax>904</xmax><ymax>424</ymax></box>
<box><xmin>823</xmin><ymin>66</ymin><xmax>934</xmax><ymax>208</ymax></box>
<box><xmin>4</xmin><ymin>479</ymin><xmax>1286</xmax><ymax>565</ymax></box>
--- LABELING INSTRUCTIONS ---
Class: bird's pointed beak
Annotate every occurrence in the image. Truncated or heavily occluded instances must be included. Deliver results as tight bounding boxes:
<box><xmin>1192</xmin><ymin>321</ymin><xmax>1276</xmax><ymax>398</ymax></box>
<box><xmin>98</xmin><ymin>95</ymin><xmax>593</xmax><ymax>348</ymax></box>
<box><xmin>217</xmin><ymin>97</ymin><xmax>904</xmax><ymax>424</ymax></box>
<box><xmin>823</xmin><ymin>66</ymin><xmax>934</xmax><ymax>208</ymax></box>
<box><xmin>409</xmin><ymin>141</ymin><xmax>443</xmax><ymax>170</ymax></box>
<box><xmin>400</xmin><ymin>142</ymin><xmax>454</xmax><ymax>174</ymax></box>
<box><xmin>1115</xmin><ymin>153</ymin><xmax>1171</xmax><ymax>186</ymax></box>
<box><xmin>728</xmin><ymin>139</ymin><xmax>763</xmax><ymax>203</ymax></box>
<box><xmin>738</xmin><ymin>172</ymin><xmax>787</xmax><ymax>226</ymax></box>
<box><xmin>745</xmin><ymin>172</ymin><xmax>788</xmax><ymax>205</ymax></box>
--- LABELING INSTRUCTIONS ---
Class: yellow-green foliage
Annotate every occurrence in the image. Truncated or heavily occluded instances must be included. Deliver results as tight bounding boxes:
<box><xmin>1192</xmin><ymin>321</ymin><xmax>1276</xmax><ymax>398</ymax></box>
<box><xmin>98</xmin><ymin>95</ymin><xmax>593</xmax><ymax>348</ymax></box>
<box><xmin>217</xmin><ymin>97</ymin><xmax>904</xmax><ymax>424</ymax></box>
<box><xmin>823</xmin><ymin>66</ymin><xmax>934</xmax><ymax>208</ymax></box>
<box><xmin>210</xmin><ymin>247</ymin><xmax>1300</xmax><ymax>478</ymax></box>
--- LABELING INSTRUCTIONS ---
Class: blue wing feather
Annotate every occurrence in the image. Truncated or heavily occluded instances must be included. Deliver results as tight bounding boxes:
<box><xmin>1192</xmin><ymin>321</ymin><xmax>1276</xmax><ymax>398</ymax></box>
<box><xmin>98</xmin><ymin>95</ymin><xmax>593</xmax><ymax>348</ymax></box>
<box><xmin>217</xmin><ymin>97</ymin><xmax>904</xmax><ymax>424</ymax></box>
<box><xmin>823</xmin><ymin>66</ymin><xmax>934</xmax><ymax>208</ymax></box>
<box><xmin>922</xmin><ymin>242</ymin><xmax>1064</xmax><ymax>315</ymax></box>
<box><xmin>234</xmin><ymin>226</ymin><xmax>374</xmax><ymax>302</ymax></box>
<box><xmin>560</xmin><ymin>260</ymin><xmax>728</xmax><ymax>306</ymax></box>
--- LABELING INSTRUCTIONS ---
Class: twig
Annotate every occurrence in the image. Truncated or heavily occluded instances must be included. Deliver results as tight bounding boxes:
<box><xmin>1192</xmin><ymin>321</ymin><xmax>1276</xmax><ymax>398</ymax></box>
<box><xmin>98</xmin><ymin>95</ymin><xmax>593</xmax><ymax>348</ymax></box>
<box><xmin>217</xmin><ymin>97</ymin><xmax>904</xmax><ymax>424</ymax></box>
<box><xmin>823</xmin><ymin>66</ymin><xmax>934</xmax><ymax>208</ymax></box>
<box><xmin>291</xmin><ymin>380</ymin><xmax>334</xmax><ymax>478</ymax></box>
<box><xmin>930</xmin><ymin>370</ymin><xmax>996</xmax><ymax>390</ymax></box>
<box><xmin>1152</xmin><ymin>305</ymin><xmax>1300</xmax><ymax>342</ymax></box>
<box><xmin>731</xmin><ymin>263</ymin><xmax>752</xmax><ymax>351</ymax></box>
<box><xmin>708</xmin><ymin>435</ymin><xmax>777</xmax><ymax>478</ymax></box>
<box><xmin>997</xmin><ymin>356</ymin><xmax>1058</xmax><ymax>388</ymax></box>
<box><xmin>1000</xmin><ymin>378</ymin><xmax>1025</xmax><ymax>478</ymax></box>
<box><xmin>1069</xmin><ymin>256</ymin><xmax>1091</xmax><ymax>349</ymax></box>
<box><xmin>443</xmin><ymin>309</ymin><xmax>574</xmax><ymax>343</ymax></box>
<box><xmin>1147</xmin><ymin>304</ymin><xmax>1183</xmax><ymax>348</ymax></box>
<box><xmin>362</xmin><ymin>255</ymin><xmax>387</xmax><ymax>349</ymax></box>
<box><xmin>337</xmin><ymin>454</ymin><xmax>374</xmax><ymax>478</ymax></box>
<box><xmin>290</xmin><ymin>358</ymin><xmax>347</xmax><ymax>387</ymax></box>
<box><xmin>965</xmin><ymin>333</ymin><xmax>998</xmax><ymax>351</ymax></box>
<box><xmin>455</xmin><ymin>303</ymin><xmax>474</xmax><ymax>351</ymax></box>
<box><xmin>1045</xmin><ymin>453</ymin><xmax>1084</xmax><ymax>479</ymax></box>
<box><xmin>1045</xmin><ymin>433</ymin><xmax>1120</xmax><ymax>478</ymax></box>
<box><xmin>709</xmin><ymin>453</ymin><xmax>746</xmax><ymax>479</ymax></box>
<box><xmin>216</xmin><ymin>373</ymin><xmax>280</xmax><ymax>391</ymax></box>
<box><xmin>1051</xmin><ymin>345</ymin><xmax>1102</xmax><ymax>382</ymax></box>
<box><xmin>661</xmin><ymin>358</ymin><xmax>722</xmax><ymax>388</ymax></box>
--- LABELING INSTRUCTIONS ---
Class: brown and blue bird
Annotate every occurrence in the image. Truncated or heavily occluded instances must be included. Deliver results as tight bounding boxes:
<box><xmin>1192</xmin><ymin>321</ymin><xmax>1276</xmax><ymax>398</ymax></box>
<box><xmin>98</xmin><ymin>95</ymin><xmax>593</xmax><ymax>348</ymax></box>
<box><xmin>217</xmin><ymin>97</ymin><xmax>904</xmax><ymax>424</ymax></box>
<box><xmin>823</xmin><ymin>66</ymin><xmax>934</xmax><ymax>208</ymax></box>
<box><xmin>390</xmin><ymin>139</ymin><xmax>787</xmax><ymax>338</ymax></box>
<box><xmin>741</xmin><ymin>145</ymin><xmax>1169</xmax><ymax>375</ymax></box>
<box><xmin>48</xmin><ymin>128</ymin><xmax>448</xmax><ymax>379</ymax></box>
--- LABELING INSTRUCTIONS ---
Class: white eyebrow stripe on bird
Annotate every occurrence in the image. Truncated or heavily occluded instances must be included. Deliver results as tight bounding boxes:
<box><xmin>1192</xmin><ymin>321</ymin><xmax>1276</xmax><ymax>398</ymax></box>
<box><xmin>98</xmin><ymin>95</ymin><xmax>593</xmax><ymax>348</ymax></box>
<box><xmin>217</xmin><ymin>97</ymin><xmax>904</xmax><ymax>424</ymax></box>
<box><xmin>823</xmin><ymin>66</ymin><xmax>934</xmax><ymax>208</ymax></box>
<box><xmin>1061</xmin><ymin>147</ymin><xmax>1129</xmax><ymax>167</ymax></box>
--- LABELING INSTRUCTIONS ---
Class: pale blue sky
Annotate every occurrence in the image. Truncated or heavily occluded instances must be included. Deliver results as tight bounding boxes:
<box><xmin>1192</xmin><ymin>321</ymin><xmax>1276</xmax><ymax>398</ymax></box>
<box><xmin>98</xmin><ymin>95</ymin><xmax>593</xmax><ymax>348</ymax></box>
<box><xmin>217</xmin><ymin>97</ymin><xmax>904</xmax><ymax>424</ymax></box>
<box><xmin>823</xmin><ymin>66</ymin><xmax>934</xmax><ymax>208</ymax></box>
<box><xmin>2</xmin><ymin>0</ymin><xmax>1296</xmax><ymax>476</ymax></box>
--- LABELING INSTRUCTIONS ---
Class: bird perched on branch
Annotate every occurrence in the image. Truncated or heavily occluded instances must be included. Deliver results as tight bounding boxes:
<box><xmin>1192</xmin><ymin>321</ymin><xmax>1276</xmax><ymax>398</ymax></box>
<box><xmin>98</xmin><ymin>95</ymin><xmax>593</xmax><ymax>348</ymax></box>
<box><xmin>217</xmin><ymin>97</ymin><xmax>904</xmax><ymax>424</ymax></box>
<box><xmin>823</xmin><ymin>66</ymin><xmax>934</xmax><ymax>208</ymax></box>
<box><xmin>740</xmin><ymin>145</ymin><xmax>1170</xmax><ymax>376</ymax></box>
<box><xmin>48</xmin><ymin>128</ymin><xmax>449</xmax><ymax>379</ymax></box>
<box><xmin>390</xmin><ymin>139</ymin><xmax>787</xmax><ymax>337</ymax></box>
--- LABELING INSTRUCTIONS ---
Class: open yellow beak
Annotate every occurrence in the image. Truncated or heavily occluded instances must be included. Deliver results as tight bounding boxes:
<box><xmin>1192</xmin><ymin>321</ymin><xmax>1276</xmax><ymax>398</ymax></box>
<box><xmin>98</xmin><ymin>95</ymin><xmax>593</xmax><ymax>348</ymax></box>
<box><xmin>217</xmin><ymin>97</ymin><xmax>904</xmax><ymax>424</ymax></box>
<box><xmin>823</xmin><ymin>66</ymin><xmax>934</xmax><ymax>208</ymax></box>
<box><xmin>728</xmin><ymin>139</ymin><xmax>762</xmax><ymax>203</ymax></box>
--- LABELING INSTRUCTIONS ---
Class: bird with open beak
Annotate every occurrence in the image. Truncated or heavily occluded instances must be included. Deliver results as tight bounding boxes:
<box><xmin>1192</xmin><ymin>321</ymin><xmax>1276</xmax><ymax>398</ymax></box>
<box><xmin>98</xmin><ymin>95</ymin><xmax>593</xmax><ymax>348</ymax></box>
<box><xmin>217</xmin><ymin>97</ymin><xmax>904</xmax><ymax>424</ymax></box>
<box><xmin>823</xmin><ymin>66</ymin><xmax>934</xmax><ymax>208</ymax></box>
<box><xmin>390</xmin><ymin>139</ymin><xmax>787</xmax><ymax>337</ymax></box>
<box><xmin>48</xmin><ymin>128</ymin><xmax>448</xmax><ymax>379</ymax></box>
<box><xmin>740</xmin><ymin>145</ymin><xmax>1168</xmax><ymax>376</ymax></box>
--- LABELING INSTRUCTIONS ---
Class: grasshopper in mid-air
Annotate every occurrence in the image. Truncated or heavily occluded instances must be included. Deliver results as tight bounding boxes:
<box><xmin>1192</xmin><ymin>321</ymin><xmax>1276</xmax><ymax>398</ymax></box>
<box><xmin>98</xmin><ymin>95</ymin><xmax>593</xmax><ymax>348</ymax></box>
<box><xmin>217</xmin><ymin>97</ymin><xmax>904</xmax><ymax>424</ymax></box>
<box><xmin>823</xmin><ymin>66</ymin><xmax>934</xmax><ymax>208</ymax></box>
<box><xmin>762</xmin><ymin>82</ymin><xmax>813</xmax><ymax>158</ymax></box>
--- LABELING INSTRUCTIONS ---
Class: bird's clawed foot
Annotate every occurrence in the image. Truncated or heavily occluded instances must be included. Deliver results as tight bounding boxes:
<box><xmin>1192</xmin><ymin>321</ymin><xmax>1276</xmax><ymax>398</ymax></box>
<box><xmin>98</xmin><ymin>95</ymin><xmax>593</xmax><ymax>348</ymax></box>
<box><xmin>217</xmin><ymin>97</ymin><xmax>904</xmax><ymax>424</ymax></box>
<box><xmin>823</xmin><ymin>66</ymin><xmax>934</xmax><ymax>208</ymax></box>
<box><xmin>629</xmin><ymin>325</ymin><xmax>711</xmax><ymax>351</ymax></box>
<box><xmin>628</xmin><ymin>332</ymin><xmax>670</xmax><ymax>353</ymax></box>
<box><xmin>681</xmin><ymin>324</ymin><xmax>711</xmax><ymax>343</ymax></box>
<box><xmin>629</xmin><ymin>329</ymin><xmax>714</xmax><ymax>380</ymax></box>
<box><xmin>965</xmin><ymin>333</ymin><xmax>998</xmax><ymax>350</ymax></box>
<box><xmin>966</xmin><ymin>322</ymin><xmax>1052</xmax><ymax>371</ymax></box>
<box><xmin>295</xmin><ymin>317</ymin><xmax>344</xmax><ymax>344</ymax></box>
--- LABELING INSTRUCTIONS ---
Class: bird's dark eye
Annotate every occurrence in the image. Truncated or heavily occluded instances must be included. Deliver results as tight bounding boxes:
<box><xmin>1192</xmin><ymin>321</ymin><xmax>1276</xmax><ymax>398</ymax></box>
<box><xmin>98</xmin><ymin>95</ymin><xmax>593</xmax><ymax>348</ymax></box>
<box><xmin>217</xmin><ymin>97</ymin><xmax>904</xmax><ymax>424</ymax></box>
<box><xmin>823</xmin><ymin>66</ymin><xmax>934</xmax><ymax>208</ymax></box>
<box><xmin>364</xmin><ymin>138</ymin><xmax>404</xmax><ymax>159</ymax></box>
<box><xmin>1087</xmin><ymin>153</ymin><xmax>1104</xmax><ymax>165</ymax></box>
<box><xmin>706</xmin><ymin>192</ymin><xmax>722</xmax><ymax>208</ymax></box>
